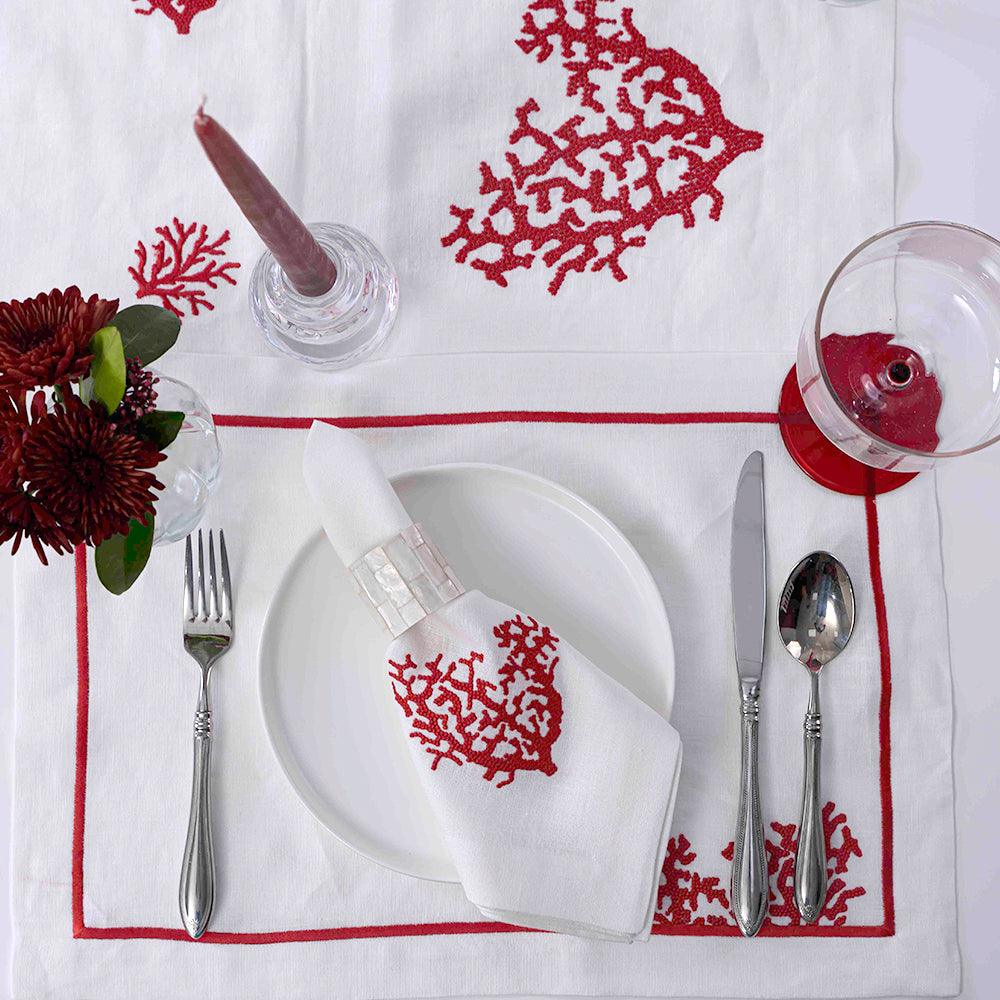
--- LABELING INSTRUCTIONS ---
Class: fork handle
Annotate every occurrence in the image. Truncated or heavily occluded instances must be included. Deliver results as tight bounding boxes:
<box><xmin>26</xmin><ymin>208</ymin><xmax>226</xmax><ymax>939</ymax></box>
<box><xmin>179</xmin><ymin>687</ymin><xmax>214</xmax><ymax>940</ymax></box>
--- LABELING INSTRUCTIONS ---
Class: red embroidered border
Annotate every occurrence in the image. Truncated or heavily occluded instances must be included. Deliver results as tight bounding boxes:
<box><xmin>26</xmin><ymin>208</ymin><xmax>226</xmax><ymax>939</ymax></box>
<box><xmin>71</xmin><ymin>410</ymin><xmax>894</xmax><ymax>942</ymax></box>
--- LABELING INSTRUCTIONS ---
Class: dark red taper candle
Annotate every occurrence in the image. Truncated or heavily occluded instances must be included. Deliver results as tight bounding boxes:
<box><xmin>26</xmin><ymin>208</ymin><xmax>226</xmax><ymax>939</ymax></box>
<box><xmin>194</xmin><ymin>105</ymin><xmax>338</xmax><ymax>297</ymax></box>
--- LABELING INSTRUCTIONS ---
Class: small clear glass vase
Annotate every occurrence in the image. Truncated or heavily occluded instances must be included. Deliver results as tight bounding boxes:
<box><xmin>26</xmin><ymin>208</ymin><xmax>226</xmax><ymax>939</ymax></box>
<box><xmin>151</xmin><ymin>374</ymin><xmax>222</xmax><ymax>546</ymax></box>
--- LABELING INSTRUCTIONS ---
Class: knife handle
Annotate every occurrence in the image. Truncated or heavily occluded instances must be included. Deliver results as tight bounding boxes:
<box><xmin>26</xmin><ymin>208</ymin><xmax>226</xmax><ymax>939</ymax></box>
<box><xmin>731</xmin><ymin>682</ymin><xmax>768</xmax><ymax>937</ymax></box>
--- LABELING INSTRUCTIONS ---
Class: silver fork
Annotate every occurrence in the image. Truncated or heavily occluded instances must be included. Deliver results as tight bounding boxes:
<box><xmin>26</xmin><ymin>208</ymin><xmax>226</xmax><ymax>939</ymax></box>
<box><xmin>180</xmin><ymin>528</ymin><xmax>233</xmax><ymax>940</ymax></box>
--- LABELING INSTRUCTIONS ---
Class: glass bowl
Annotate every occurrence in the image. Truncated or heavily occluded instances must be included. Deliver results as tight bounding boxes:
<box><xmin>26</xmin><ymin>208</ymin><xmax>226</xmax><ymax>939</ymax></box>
<box><xmin>151</xmin><ymin>374</ymin><xmax>222</xmax><ymax>545</ymax></box>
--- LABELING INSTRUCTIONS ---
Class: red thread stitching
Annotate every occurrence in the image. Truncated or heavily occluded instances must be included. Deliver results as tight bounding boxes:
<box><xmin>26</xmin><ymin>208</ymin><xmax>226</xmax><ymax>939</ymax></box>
<box><xmin>442</xmin><ymin>0</ymin><xmax>763</xmax><ymax>295</ymax></box>
<box><xmin>389</xmin><ymin>615</ymin><xmax>562</xmax><ymax>788</ymax></box>
<box><xmin>866</xmin><ymin>490</ymin><xmax>896</xmax><ymax>934</ymax></box>
<box><xmin>70</xmin><ymin>410</ymin><xmax>893</xmax><ymax>942</ymax></box>
<box><xmin>660</xmin><ymin>801</ymin><xmax>866</xmax><ymax>931</ymax></box>
<box><xmin>655</xmin><ymin>834</ymin><xmax>731</xmax><ymax>927</ymax></box>
<box><xmin>72</xmin><ymin>545</ymin><xmax>89</xmax><ymax>938</ymax></box>
<box><xmin>131</xmin><ymin>0</ymin><xmax>220</xmax><ymax>35</ymax></box>
<box><xmin>213</xmin><ymin>411</ymin><xmax>780</xmax><ymax>429</ymax></box>
<box><xmin>129</xmin><ymin>218</ymin><xmax>241</xmax><ymax>318</ymax></box>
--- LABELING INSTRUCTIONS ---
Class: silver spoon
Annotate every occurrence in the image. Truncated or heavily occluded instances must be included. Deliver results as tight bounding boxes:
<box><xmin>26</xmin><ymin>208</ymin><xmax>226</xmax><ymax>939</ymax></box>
<box><xmin>777</xmin><ymin>551</ymin><xmax>855</xmax><ymax>923</ymax></box>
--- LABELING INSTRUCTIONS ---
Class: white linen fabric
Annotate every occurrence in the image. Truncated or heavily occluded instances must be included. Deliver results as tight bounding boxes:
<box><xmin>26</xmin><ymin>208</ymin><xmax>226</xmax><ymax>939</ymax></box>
<box><xmin>3</xmin><ymin>0</ymin><xmax>923</xmax><ymax>994</ymax></box>
<box><xmin>0</xmin><ymin>0</ymin><xmax>893</xmax><ymax>358</ymax></box>
<box><xmin>12</xmin><ymin>350</ymin><xmax>958</xmax><ymax>998</ymax></box>
<box><xmin>303</xmin><ymin>422</ymin><xmax>683</xmax><ymax>941</ymax></box>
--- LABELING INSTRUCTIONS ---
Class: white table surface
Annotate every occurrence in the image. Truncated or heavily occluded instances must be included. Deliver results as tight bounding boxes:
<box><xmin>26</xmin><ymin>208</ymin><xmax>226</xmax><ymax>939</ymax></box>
<box><xmin>2</xmin><ymin>1</ymin><xmax>999</xmax><ymax>996</ymax></box>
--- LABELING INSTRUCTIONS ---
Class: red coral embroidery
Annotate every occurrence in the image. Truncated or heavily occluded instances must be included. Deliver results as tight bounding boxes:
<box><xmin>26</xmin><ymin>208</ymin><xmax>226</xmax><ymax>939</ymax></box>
<box><xmin>131</xmin><ymin>0</ymin><xmax>220</xmax><ymax>34</ymax></box>
<box><xmin>388</xmin><ymin>614</ymin><xmax>563</xmax><ymax>788</ymax></box>
<box><xmin>658</xmin><ymin>802</ymin><xmax>865</xmax><ymax>928</ymax></box>
<box><xmin>442</xmin><ymin>0</ymin><xmax>763</xmax><ymax>295</ymax></box>
<box><xmin>129</xmin><ymin>218</ymin><xmax>241</xmax><ymax>318</ymax></box>
<box><xmin>656</xmin><ymin>834</ymin><xmax>732</xmax><ymax>927</ymax></box>
<box><xmin>762</xmin><ymin>802</ymin><xmax>866</xmax><ymax>926</ymax></box>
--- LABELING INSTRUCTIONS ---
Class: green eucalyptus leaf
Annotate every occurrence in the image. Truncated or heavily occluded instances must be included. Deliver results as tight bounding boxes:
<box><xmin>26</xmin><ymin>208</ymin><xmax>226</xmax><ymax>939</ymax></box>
<box><xmin>95</xmin><ymin>514</ymin><xmax>155</xmax><ymax>595</ymax></box>
<box><xmin>111</xmin><ymin>305</ymin><xmax>181</xmax><ymax>365</ymax></box>
<box><xmin>89</xmin><ymin>326</ymin><xmax>126</xmax><ymax>414</ymax></box>
<box><xmin>137</xmin><ymin>410</ymin><xmax>184</xmax><ymax>450</ymax></box>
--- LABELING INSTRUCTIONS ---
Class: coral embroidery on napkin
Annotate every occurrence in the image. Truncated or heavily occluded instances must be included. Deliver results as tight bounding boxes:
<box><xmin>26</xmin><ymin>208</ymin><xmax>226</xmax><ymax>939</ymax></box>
<box><xmin>442</xmin><ymin>0</ymin><xmax>763</xmax><ymax>295</ymax></box>
<box><xmin>388</xmin><ymin>614</ymin><xmax>562</xmax><ymax>788</ymax></box>
<box><xmin>129</xmin><ymin>218</ymin><xmax>241</xmax><ymax>318</ymax></box>
<box><xmin>656</xmin><ymin>802</ymin><xmax>866</xmax><ymax>928</ymax></box>
<box><xmin>131</xmin><ymin>0</ymin><xmax>220</xmax><ymax>34</ymax></box>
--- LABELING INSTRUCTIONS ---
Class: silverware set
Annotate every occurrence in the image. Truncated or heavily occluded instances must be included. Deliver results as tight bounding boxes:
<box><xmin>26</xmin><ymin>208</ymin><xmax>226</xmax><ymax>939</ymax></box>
<box><xmin>170</xmin><ymin>458</ymin><xmax>851</xmax><ymax>941</ymax></box>
<box><xmin>179</xmin><ymin>528</ymin><xmax>234</xmax><ymax>940</ymax></box>
<box><xmin>729</xmin><ymin>452</ymin><xmax>857</xmax><ymax>937</ymax></box>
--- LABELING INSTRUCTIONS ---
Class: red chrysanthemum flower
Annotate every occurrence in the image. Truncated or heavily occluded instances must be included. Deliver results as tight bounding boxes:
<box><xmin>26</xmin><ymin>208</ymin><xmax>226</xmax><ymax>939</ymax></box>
<box><xmin>0</xmin><ymin>489</ymin><xmax>78</xmax><ymax>565</ymax></box>
<box><xmin>0</xmin><ymin>389</ymin><xmax>77</xmax><ymax>564</ymax></box>
<box><xmin>0</xmin><ymin>287</ymin><xmax>119</xmax><ymax>390</ymax></box>
<box><xmin>20</xmin><ymin>398</ymin><xmax>165</xmax><ymax>547</ymax></box>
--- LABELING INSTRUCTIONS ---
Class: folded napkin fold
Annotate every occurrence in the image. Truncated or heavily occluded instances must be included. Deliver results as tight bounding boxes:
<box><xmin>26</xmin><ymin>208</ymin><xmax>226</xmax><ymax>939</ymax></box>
<box><xmin>303</xmin><ymin>421</ymin><xmax>682</xmax><ymax>941</ymax></box>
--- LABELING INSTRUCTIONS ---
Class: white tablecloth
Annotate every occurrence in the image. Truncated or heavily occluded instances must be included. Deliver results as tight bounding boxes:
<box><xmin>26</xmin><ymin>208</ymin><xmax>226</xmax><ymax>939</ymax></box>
<box><xmin>0</xmin><ymin>0</ymin><xmax>892</xmax><ymax>359</ymax></box>
<box><xmin>4</xmin><ymin>0</ymin><xmax>1000</xmax><ymax>997</ymax></box>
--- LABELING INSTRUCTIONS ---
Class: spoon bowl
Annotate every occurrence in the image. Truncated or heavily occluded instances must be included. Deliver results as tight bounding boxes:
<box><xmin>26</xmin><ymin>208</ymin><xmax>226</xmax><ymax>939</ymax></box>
<box><xmin>778</xmin><ymin>551</ymin><xmax>856</xmax><ymax>923</ymax></box>
<box><xmin>778</xmin><ymin>552</ymin><xmax>855</xmax><ymax>672</ymax></box>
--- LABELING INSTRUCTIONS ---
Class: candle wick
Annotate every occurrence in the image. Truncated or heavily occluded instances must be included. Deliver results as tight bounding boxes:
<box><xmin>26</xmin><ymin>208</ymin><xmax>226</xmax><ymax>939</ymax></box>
<box><xmin>194</xmin><ymin>96</ymin><xmax>208</xmax><ymax>125</ymax></box>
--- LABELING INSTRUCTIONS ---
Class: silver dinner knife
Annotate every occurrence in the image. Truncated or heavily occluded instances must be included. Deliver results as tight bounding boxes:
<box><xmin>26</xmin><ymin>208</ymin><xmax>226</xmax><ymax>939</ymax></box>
<box><xmin>730</xmin><ymin>451</ymin><xmax>768</xmax><ymax>938</ymax></box>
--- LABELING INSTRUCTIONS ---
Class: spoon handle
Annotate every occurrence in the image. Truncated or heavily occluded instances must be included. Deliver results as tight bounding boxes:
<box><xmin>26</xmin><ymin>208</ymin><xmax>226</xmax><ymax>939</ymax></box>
<box><xmin>795</xmin><ymin>671</ymin><xmax>827</xmax><ymax>923</ymax></box>
<box><xmin>731</xmin><ymin>682</ymin><xmax>768</xmax><ymax>937</ymax></box>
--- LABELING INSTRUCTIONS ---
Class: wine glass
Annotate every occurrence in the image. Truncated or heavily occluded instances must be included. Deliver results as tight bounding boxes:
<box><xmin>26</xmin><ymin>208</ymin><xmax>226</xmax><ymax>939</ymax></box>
<box><xmin>781</xmin><ymin>222</ymin><xmax>1000</xmax><ymax>494</ymax></box>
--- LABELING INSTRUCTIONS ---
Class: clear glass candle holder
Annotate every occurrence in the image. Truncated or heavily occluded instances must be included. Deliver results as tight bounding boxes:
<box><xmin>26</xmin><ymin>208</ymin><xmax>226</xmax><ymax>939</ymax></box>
<box><xmin>795</xmin><ymin>222</ymin><xmax>1000</xmax><ymax>475</ymax></box>
<box><xmin>151</xmin><ymin>374</ymin><xmax>222</xmax><ymax>545</ymax></box>
<box><xmin>249</xmin><ymin>222</ymin><xmax>399</xmax><ymax>371</ymax></box>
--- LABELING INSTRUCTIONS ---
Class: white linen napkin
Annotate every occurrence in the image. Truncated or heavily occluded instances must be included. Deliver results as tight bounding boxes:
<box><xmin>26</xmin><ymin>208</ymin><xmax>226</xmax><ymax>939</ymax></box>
<box><xmin>303</xmin><ymin>422</ymin><xmax>682</xmax><ymax>941</ymax></box>
<box><xmin>11</xmin><ymin>350</ymin><xmax>959</xmax><ymax>999</ymax></box>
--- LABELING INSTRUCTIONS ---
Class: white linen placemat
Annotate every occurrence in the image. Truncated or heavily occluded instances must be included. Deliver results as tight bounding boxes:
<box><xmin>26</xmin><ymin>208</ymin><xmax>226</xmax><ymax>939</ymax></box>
<box><xmin>12</xmin><ymin>350</ymin><xmax>958</xmax><ymax>999</ymax></box>
<box><xmin>0</xmin><ymin>0</ymin><xmax>894</xmax><ymax>358</ymax></box>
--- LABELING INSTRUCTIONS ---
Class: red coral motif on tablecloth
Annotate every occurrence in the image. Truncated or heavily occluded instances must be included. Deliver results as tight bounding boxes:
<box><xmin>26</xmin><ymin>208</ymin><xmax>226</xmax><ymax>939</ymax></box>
<box><xmin>656</xmin><ymin>834</ymin><xmax>732</xmax><ymax>927</ymax></box>
<box><xmin>131</xmin><ymin>0</ymin><xmax>220</xmax><ymax>35</ymax></box>
<box><xmin>656</xmin><ymin>801</ymin><xmax>865</xmax><ymax>927</ymax></box>
<box><xmin>442</xmin><ymin>0</ymin><xmax>764</xmax><ymax>295</ymax></box>
<box><xmin>388</xmin><ymin>614</ymin><xmax>563</xmax><ymax>788</ymax></box>
<box><xmin>129</xmin><ymin>218</ymin><xmax>241</xmax><ymax>318</ymax></box>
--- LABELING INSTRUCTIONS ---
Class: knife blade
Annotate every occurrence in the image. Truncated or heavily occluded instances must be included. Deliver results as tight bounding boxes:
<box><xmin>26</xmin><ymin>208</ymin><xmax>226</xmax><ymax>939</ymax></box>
<box><xmin>729</xmin><ymin>450</ymin><xmax>768</xmax><ymax>938</ymax></box>
<box><xmin>732</xmin><ymin>451</ymin><xmax>766</xmax><ymax>684</ymax></box>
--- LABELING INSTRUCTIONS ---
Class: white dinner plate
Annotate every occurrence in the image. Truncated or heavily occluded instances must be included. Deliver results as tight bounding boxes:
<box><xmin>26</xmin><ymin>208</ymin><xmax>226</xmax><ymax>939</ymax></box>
<box><xmin>258</xmin><ymin>463</ymin><xmax>674</xmax><ymax>882</ymax></box>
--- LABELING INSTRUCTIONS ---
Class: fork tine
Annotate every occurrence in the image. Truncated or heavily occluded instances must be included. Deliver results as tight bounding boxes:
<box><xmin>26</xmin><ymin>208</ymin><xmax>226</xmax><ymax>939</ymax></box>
<box><xmin>208</xmin><ymin>530</ymin><xmax>219</xmax><ymax>621</ymax></box>
<box><xmin>219</xmin><ymin>529</ymin><xmax>232</xmax><ymax>623</ymax></box>
<box><xmin>184</xmin><ymin>534</ymin><xmax>195</xmax><ymax>620</ymax></box>
<box><xmin>196</xmin><ymin>530</ymin><xmax>207</xmax><ymax>621</ymax></box>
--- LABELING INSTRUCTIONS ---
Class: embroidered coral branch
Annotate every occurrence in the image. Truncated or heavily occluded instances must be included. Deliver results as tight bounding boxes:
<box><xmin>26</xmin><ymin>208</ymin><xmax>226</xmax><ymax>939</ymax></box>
<box><xmin>129</xmin><ymin>218</ymin><xmax>241</xmax><ymax>318</ymax></box>
<box><xmin>131</xmin><ymin>0</ymin><xmax>220</xmax><ymax>35</ymax></box>
<box><xmin>443</xmin><ymin>0</ymin><xmax>764</xmax><ymax>295</ymax></box>
<box><xmin>655</xmin><ymin>834</ymin><xmax>731</xmax><ymax>927</ymax></box>
<box><xmin>717</xmin><ymin>800</ymin><xmax>866</xmax><ymax>928</ymax></box>
<box><xmin>388</xmin><ymin>614</ymin><xmax>563</xmax><ymax>788</ymax></box>
<box><xmin>763</xmin><ymin>802</ymin><xmax>865</xmax><ymax>926</ymax></box>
